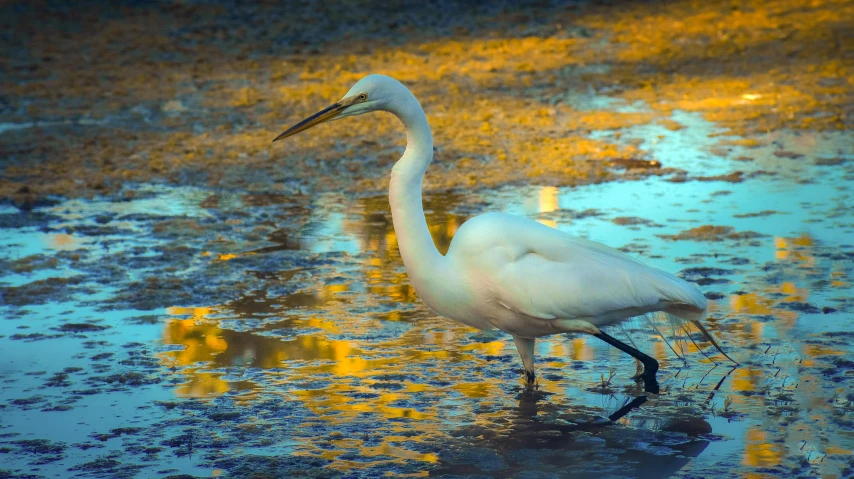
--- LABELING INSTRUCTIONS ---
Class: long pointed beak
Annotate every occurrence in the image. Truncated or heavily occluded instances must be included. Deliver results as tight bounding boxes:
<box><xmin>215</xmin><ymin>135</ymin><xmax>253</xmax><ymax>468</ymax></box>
<box><xmin>273</xmin><ymin>102</ymin><xmax>347</xmax><ymax>142</ymax></box>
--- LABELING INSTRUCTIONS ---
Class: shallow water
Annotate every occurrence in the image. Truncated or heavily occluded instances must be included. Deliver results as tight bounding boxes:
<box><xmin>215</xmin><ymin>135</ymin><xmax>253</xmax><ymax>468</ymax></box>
<box><xmin>1</xmin><ymin>112</ymin><xmax>853</xmax><ymax>478</ymax></box>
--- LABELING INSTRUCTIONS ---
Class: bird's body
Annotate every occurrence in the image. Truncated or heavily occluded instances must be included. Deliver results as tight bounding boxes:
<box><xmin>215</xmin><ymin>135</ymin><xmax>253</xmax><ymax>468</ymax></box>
<box><xmin>426</xmin><ymin>212</ymin><xmax>708</xmax><ymax>336</ymax></box>
<box><xmin>275</xmin><ymin>74</ymin><xmax>734</xmax><ymax>393</ymax></box>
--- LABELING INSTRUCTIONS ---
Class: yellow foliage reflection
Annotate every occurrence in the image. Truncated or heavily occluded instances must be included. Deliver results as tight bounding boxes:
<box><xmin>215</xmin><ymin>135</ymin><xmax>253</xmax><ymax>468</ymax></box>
<box><xmin>774</xmin><ymin>234</ymin><xmax>815</xmax><ymax>266</ymax></box>
<box><xmin>160</xmin><ymin>305</ymin><xmax>383</xmax><ymax>397</ymax></box>
<box><xmin>570</xmin><ymin>337</ymin><xmax>592</xmax><ymax>361</ymax></box>
<box><xmin>728</xmin><ymin>234</ymin><xmax>817</xmax><ymax>341</ymax></box>
<box><xmin>46</xmin><ymin>233</ymin><xmax>84</xmax><ymax>251</ymax></box>
<box><xmin>534</xmin><ymin>186</ymin><xmax>559</xmax><ymax>228</ymax></box>
<box><xmin>743</xmin><ymin>429</ymin><xmax>783</xmax><ymax>467</ymax></box>
<box><xmin>731</xmin><ymin>367</ymin><xmax>762</xmax><ymax>394</ymax></box>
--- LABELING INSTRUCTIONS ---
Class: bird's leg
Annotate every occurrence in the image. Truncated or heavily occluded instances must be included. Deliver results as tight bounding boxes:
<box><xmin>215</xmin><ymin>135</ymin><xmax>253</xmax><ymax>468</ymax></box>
<box><xmin>593</xmin><ymin>331</ymin><xmax>659</xmax><ymax>394</ymax></box>
<box><xmin>513</xmin><ymin>335</ymin><xmax>537</xmax><ymax>389</ymax></box>
<box><xmin>608</xmin><ymin>395</ymin><xmax>648</xmax><ymax>422</ymax></box>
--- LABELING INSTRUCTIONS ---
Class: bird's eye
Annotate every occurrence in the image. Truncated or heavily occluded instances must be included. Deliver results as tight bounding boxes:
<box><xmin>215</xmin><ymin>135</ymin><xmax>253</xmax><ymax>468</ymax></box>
<box><xmin>358</xmin><ymin>93</ymin><xmax>368</xmax><ymax>101</ymax></box>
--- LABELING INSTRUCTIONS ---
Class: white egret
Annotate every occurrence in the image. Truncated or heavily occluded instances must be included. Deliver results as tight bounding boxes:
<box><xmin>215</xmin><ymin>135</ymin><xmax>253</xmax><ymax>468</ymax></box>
<box><xmin>274</xmin><ymin>74</ymin><xmax>735</xmax><ymax>394</ymax></box>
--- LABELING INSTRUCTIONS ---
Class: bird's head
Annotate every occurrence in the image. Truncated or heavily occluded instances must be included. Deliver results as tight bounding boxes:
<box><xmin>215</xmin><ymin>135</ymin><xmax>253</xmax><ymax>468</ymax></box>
<box><xmin>273</xmin><ymin>74</ymin><xmax>405</xmax><ymax>142</ymax></box>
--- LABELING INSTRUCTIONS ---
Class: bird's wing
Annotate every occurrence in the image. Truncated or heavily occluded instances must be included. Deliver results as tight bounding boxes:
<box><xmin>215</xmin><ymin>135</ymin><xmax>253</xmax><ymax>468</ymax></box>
<box><xmin>453</xmin><ymin>213</ymin><xmax>706</xmax><ymax>323</ymax></box>
<box><xmin>493</xmin><ymin>251</ymin><xmax>697</xmax><ymax>322</ymax></box>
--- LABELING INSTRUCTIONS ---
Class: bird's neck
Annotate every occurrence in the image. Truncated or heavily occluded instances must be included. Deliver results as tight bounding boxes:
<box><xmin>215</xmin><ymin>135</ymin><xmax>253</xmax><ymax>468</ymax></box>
<box><xmin>387</xmin><ymin>93</ymin><xmax>445</xmax><ymax>287</ymax></box>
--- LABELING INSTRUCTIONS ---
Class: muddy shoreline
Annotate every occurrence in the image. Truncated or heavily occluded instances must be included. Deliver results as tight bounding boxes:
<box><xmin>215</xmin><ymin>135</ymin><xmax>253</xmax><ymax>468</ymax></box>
<box><xmin>2</xmin><ymin>0</ymin><xmax>852</xmax><ymax>205</ymax></box>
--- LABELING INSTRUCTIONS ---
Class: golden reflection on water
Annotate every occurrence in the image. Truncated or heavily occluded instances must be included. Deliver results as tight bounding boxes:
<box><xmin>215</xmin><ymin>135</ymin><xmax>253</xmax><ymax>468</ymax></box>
<box><xmin>533</xmin><ymin>186</ymin><xmax>559</xmax><ymax>228</ymax></box>
<box><xmin>161</xmin><ymin>310</ymin><xmax>229</xmax><ymax>397</ymax></box>
<box><xmin>159</xmin><ymin>300</ymin><xmax>508</xmax><ymax>467</ymax></box>
<box><xmin>207</xmin><ymin>252</ymin><xmax>241</xmax><ymax>262</ymax></box>
<box><xmin>569</xmin><ymin>337</ymin><xmax>592</xmax><ymax>361</ymax></box>
<box><xmin>336</xmin><ymin>194</ymin><xmax>467</xmax><ymax>304</ymax></box>
<box><xmin>726</xmin><ymin>233</ymin><xmax>820</xmax><ymax>343</ymax></box>
<box><xmin>45</xmin><ymin>233</ymin><xmax>86</xmax><ymax>251</ymax></box>
<box><xmin>743</xmin><ymin>429</ymin><xmax>784</xmax><ymax>468</ymax></box>
<box><xmin>774</xmin><ymin>234</ymin><xmax>815</xmax><ymax>266</ymax></box>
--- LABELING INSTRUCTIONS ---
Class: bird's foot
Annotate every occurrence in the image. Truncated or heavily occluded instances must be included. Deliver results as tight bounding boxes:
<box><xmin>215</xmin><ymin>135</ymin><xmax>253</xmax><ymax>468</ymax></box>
<box><xmin>641</xmin><ymin>373</ymin><xmax>660</xmax><ymax>395</ymax></box>
<box><xmin>592</xmin><ymin>331</ymin><xmax>659</xmax><ymax>395</ymax></box>
<box><xmin>524</xmin><ymin>370</ymin><xmax>537</xmax><ymax>390</ymax></box>
<box><xmin>639</xmin><ymin>361</ymin><xmax>660</xmax><ymax>394</ymax></box>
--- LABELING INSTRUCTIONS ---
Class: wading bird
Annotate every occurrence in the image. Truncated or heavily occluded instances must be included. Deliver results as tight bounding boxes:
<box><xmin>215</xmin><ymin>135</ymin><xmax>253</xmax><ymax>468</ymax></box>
<box><xmin>274</xmin><ymin>74</ymin><xmax>734</xmax><ymax>394</ymax></box>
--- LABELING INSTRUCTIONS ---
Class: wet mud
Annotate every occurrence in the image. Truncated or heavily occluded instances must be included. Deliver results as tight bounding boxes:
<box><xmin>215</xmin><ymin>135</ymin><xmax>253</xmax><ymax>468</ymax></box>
<box><xmin>2</xmin><ymin>0</ymin><xmax>852</xmax><ymax>201</ymax></box>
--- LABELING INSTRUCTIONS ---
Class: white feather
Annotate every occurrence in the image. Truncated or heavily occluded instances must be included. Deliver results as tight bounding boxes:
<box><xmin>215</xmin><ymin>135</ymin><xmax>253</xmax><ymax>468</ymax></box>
<box><xmin>441</xmin><ymin>212</ymin><xmax>708</xmax><ymax>337</ymax></box>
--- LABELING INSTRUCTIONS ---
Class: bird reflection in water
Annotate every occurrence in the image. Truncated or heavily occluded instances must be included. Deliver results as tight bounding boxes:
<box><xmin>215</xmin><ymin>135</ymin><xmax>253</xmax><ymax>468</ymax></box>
<box><xmin>432</xmin><ymin>387</ymin><xmax>713</xmax><ymax>478</ymax></box>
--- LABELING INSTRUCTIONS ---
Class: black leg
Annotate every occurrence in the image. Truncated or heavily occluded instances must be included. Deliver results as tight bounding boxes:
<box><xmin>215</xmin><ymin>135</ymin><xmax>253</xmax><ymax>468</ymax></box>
<box><xmin>594</xmin><ymin>331</ymin><xmax>660</xmax><ymax>394</ymax></box>
<box><xmin>608</xmin><ymin>396</ymin><xmax>648</xmax><ymax>422</ymax></box>
<box><xmin>525</xmin><ymin>369</ymin><xmax>536</xmax><ymax>387</ymax></box>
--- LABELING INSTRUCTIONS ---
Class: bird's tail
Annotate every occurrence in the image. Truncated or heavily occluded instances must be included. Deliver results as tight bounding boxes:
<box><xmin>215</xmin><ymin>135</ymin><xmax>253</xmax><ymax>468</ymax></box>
<box><xmin>662</xmin><ymin>306</ymin><xmax>738</xmax><ymax>365</ymax></box>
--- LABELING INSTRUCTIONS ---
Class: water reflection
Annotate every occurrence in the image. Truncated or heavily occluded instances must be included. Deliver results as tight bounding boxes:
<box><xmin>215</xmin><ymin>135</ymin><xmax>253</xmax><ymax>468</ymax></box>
<box><xmin>433</xmin><ymin>392</ymin><xmax>713</xmax><ymax>478</ymax></box>
<box><xmin>774</xmin><ymin>234</ymin><xmax>815</xmax><ymax>266</ymax></box>
<box><xmin>743</xmin><ymin>429</ymin><xmax>784</xmax><ymax>468</ymax></box>
<box><xmin>161</xmin><ymin>306</ymin><xmax>382</xmax><ymax>398</ymax></box>
<box><xmin>531</xmin><ymin>185</ymin><xmax>560</xmax><ymax>228</ymax></box>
